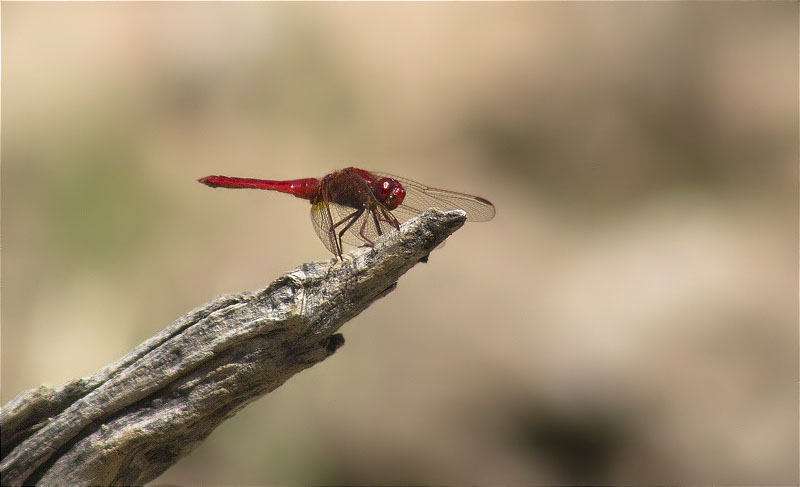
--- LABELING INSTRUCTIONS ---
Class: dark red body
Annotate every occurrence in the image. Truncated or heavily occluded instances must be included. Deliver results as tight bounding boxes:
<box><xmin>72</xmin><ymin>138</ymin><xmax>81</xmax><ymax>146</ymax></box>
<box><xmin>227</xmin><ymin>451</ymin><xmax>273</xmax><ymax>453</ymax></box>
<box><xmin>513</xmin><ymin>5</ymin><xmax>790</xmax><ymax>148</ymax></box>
<box><xmin>198</xmin><ymin>167</ymin><xmax>494</xmax><ymax>258</ymax></box>
<box><xmin>199</xmin><ymin>168</ymin><xmax>396</xmax><ymax>208</ymax></box>
<box><xmin>199</xmin><ymin>175</ymin><xmax>320</xmax><ymax>201</ymax></box>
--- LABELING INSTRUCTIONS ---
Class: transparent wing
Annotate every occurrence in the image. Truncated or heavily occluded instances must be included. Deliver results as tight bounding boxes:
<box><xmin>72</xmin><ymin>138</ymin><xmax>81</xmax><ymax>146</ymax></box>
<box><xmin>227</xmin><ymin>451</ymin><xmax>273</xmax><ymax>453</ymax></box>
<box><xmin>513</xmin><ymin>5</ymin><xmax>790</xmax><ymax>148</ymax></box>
<box><xmin>328</xmin><ymin>202</ymin><xmax>370</xmax><ymax>247</ymax></box>
<box><xmin>310</xmin><ymin>201</ymin><xmax>340</xmax><ymax>255</ymax></box>
<box><xmin>311</xmin><ymin>201</ymin><xmax>398</xmax><ymax>255</ymax></box>
<box><xmin>373</xmin><ymin>172</ymin><xmax>496</xmax><ymax>223</ymax></box>
<box><xmin>310</xmin><ymin>175</ymin><xmax>372</xmax><ymax>256</ymax></box>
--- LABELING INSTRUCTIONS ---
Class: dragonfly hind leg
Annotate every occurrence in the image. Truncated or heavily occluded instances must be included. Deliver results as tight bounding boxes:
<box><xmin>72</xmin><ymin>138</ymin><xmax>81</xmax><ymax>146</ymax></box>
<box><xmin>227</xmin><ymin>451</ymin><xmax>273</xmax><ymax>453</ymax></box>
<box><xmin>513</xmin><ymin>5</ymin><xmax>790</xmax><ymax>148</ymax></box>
<box><xmin>330</xmin><ymin>207</ymin><xmax>365</xmax><ymax>258</ymax></box>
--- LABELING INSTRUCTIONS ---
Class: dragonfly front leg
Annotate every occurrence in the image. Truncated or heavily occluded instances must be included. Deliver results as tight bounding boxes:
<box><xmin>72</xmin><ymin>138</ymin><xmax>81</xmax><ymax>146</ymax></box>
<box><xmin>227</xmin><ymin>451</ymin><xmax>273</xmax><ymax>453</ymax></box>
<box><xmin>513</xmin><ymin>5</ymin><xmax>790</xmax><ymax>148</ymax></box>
<box><xmin>358</xmin><ymin>206</ymin><xmax>401</xmax><ymax>247</ymax></box>
<box><xmin>378</xmin><ymin>206</ymin><xmax>400</xmax><ymax>231</ymax></box>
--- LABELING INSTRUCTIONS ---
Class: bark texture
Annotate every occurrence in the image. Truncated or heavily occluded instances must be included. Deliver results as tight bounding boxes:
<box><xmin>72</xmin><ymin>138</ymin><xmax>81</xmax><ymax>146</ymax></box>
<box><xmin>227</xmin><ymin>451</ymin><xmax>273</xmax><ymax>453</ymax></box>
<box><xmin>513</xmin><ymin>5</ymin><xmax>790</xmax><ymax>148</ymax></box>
<box><xmin>0</xmin><ymin>209</ymin><xmax>467</xmax><ymax>486</ymax></box>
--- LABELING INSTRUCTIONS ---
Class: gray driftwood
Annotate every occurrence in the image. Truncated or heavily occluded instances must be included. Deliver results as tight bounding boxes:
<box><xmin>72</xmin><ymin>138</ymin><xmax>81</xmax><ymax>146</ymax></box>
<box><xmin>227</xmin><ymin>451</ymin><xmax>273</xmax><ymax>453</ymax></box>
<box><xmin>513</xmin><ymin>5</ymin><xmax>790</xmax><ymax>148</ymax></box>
<box><xmin>0</xmin><ymin>209</ymin><xmax>467</xmax><ymax>486</ymax></box>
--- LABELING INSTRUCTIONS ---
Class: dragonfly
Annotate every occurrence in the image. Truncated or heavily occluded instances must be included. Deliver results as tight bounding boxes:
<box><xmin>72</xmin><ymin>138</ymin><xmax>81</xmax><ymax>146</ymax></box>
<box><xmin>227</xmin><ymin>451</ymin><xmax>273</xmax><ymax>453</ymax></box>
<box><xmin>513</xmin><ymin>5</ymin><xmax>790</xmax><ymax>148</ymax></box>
<box><xmin>198</xmin><ymin>167</ymin><xmax>495</xmax><ymax>259</ymax></box>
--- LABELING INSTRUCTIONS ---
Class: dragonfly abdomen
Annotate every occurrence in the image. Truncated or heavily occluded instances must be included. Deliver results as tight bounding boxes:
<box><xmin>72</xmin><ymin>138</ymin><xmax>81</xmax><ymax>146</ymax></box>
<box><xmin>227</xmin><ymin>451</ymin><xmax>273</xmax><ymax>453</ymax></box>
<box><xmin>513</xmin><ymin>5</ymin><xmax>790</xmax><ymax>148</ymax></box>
<box><xmin>198</xmin><ymin>176</ymin><xmax>320</xmax><ymax>200</ymax></box>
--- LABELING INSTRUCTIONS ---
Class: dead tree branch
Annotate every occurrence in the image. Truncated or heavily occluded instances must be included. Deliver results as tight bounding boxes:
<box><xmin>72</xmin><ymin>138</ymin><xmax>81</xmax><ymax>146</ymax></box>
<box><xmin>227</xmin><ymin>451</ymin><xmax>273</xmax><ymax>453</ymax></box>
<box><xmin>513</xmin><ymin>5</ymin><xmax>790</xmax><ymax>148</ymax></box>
<box><xmin>0</xmin><ymin>209</ymin><xmax>467</xmax><ymax>486</ymax></box>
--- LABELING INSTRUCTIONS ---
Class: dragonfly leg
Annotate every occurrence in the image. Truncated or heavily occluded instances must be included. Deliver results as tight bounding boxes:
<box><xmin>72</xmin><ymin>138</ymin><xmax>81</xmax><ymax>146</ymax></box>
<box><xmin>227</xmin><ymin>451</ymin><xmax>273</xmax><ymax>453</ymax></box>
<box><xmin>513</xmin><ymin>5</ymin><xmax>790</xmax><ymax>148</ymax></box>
<box><xmin>323</xmin><ymin>200</ymin><xmax>344</xmax><ymax>258</ymax></box>
<box><xmin>378</xmin><ymin>206</ymin><xmax>400</xmax><ymax>230</ymax></box>
<box><xmin>359</xmin><ymin>206</ymin><xmax>401</xmax><ymax>246</ymax></box>
<box><xmin>372</xmin><ymin>210</ymin><xmax>383</xmax><ymax>237</ymax></box>
<box><xmin>332</xmin><ymin>207</ymin><xmax>365</xmax><ymax>256</ymax></box>
<box><xmin>357</xmin><ymin>211</ymin><xmax>376</xmax><ymax>247</ymax></box>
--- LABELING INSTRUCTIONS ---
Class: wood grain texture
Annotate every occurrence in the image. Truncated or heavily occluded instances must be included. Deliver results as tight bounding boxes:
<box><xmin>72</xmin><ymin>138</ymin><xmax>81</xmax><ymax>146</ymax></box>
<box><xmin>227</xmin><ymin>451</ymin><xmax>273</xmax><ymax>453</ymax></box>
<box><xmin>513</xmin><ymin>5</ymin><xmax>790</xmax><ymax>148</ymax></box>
<box><xmin>0</xmin><ymin>209</ymin><xmax>467</xmax><ymax>486</ymax></box>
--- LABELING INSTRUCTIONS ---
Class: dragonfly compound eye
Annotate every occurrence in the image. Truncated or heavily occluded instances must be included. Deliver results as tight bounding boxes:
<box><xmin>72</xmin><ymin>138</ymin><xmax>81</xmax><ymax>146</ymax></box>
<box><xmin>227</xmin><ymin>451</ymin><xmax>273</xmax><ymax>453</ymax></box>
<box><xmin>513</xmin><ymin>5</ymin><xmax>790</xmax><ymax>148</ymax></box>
<box><xmin>375</xmin><ymin>178</ymin><xmax>405</xmax><ymax>209</ymax></box>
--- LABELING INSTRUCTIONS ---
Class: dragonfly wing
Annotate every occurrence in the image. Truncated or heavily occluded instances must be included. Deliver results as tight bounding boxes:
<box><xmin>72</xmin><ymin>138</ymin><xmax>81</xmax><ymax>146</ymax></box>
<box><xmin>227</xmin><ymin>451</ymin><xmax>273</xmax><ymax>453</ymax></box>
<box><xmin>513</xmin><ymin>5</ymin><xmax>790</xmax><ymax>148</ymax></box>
<box><xmin>312</xmin><ymin>200</ymin><xmax>400</xmax><ymax>253</ymax></box>
<box><xmin>310</xmin><ymin>202</ymin><xmax>340</xmax><ymax>255</ymax></box>
<box><xmin>310</xmin><ymin>201</ymin><xmax>384</xmax><ymax>249</ymax></box>
<box><xmin>385</xmin><ymin>201</ymin><xmax>428</xmax><ymax>224</ymax></box>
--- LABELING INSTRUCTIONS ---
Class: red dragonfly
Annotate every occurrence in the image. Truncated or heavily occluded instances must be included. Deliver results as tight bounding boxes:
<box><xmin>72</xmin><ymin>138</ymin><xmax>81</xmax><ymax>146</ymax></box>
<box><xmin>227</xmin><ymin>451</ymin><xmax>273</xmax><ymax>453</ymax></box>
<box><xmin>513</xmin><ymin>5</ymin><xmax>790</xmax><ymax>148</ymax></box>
<box><xmin>198</xmin><ymin>167</ymin><xmax>495</xmax><ymax>258</ymax></box>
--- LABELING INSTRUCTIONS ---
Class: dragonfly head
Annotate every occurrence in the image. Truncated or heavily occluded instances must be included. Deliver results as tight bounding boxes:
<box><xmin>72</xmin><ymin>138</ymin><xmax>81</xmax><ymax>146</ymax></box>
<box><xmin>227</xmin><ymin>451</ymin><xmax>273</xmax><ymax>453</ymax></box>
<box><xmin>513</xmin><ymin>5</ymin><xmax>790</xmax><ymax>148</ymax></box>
<box><xmin>375</xmin><ymin>177</ymin><xmax>405</xmax><ymax>210</ymax></box>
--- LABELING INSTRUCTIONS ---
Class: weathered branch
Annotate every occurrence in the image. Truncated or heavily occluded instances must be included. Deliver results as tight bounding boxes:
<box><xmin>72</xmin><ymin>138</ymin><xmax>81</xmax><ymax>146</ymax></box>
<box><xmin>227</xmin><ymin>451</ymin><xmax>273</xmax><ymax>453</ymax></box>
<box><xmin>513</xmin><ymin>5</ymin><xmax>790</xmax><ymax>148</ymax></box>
<box><xmin>0</xmin><ymin>209</ymin><xmax>467</xmax><ymax>486</ymax></box>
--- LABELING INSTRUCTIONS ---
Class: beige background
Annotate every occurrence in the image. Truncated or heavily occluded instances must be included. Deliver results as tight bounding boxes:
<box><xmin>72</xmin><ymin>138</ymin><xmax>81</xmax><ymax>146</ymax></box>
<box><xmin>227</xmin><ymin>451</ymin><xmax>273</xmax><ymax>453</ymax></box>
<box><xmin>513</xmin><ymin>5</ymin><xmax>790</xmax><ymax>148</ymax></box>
<box><xmin>2</xmin><ymin>3</ymin><xmax>797</xmax><ymax>485</ymax></box>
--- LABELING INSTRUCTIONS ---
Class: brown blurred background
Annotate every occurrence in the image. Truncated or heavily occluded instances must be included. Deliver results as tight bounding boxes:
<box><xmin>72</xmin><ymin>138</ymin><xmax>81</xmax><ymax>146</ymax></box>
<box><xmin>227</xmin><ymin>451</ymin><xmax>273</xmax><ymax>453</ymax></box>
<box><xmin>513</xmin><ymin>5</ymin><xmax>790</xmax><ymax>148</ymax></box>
<box><xmin>2</xmin><ymin>3</ymin><xmax>797</xmax><ymax>485</ymax></box>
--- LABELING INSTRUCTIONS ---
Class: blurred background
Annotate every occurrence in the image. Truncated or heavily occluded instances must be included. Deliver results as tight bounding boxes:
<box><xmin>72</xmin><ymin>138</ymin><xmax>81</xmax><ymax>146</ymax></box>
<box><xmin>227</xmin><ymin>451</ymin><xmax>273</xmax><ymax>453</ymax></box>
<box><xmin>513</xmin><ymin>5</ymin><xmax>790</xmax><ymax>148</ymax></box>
<box><xmin>2</xmin><ymin>3</ymin><xmax>797</xmax><ymax>485</ymax></box>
